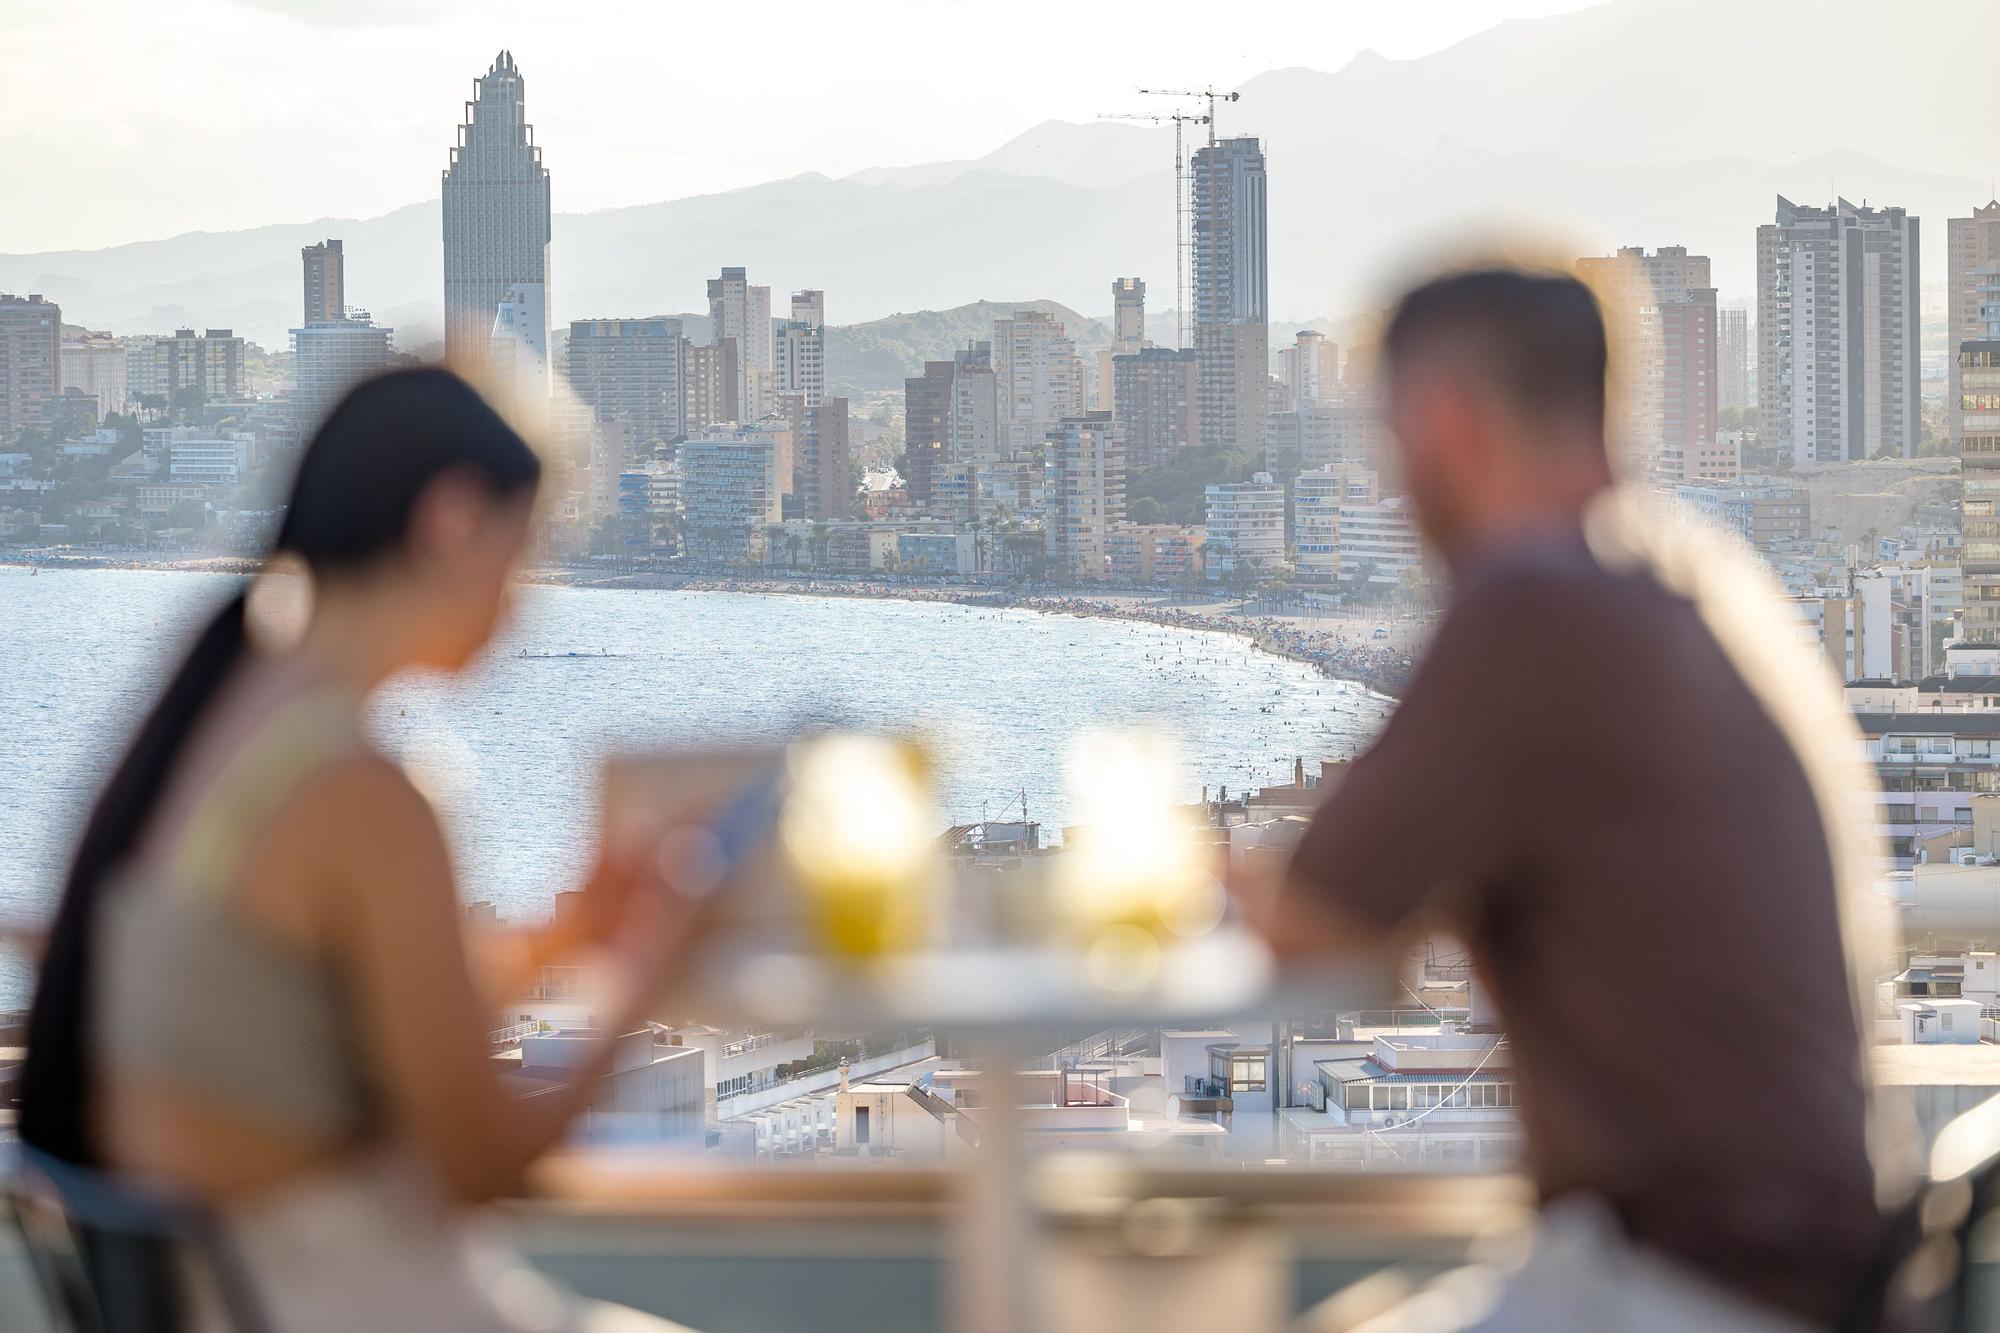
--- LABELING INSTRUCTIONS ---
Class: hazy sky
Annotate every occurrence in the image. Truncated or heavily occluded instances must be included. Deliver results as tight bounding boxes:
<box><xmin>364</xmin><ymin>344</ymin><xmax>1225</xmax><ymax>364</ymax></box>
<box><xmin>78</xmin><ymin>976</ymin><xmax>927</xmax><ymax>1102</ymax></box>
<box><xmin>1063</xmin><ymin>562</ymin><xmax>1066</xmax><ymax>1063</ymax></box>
<box><xmin>0</xmin><ymin>0</ymin><xmax>1602</xmax><ymax>254</ymax></box>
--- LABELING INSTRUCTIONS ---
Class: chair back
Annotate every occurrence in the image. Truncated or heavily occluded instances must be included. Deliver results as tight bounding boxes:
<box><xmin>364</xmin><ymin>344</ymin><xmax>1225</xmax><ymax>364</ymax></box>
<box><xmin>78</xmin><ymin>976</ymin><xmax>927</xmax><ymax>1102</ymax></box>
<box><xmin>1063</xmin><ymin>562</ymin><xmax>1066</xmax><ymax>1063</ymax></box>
<box><xmin>6</xmin><ymin>1146</ymin><xmax>270</xmax><ymax>1333</ymax></box>
<box><xmin>1838</xmin><ymin>1096</ymin><xmax>2000</xmax><ymax>1332</ymax></box>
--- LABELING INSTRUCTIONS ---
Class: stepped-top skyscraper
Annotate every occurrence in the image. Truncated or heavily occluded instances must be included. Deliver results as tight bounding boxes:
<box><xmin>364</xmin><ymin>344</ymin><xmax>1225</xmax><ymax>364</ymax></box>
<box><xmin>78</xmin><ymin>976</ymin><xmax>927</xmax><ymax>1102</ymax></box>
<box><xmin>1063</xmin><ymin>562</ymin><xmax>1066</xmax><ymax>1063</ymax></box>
<box><xmin>1191</xmin><ymin>136</ymin><xmax>1268</xmax><ymax>454</ymax></box>
<box><xmin>442</xmin><ymin>51</ymin><xmax>551</xmax><ymax>365</ymax></box>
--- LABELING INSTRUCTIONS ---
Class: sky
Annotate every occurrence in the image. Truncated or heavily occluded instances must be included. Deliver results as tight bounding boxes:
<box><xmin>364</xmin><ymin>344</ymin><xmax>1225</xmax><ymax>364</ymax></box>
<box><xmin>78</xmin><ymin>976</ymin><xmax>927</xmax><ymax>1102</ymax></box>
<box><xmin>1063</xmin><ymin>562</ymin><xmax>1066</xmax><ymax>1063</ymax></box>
<box><xmin>0</xmin><ymin>0</ymin><xmax>1605</xmax><ymax>254</ymax></box>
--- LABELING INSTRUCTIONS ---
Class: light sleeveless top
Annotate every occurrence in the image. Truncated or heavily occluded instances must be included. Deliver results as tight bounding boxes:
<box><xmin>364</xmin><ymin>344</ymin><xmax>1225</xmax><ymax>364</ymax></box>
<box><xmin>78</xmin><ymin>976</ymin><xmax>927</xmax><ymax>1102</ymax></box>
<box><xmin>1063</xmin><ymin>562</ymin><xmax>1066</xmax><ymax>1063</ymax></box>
<box><xmin>92</xmin><ymin>689</ymin><xmax>382</xmax><ymax>1141</ymax></box>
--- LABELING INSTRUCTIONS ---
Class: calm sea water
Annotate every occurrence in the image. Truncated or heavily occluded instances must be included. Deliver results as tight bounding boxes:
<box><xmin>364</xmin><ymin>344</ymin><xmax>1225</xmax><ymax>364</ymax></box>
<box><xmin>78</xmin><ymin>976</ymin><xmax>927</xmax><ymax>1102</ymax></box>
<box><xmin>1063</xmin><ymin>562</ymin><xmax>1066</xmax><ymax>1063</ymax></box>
<box><xmin>0</xmin><ymin>568</ymin><xmax>1390</xmax><ymax>1005</ymax></box>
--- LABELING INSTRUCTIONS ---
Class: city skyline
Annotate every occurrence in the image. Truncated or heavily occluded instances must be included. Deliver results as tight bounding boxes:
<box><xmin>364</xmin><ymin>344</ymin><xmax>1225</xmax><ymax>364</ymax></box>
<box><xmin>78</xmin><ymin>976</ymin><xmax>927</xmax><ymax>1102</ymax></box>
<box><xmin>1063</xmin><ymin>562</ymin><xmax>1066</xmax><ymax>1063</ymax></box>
<box><xmin>9</xmin><ymin>1</ymin><xmax>2000</xmax><ymax>342</ymax></box>
<box><xmin>0</xmin><ymin>0</ymin><xmax>1602</xmax><ymax>254</ymax></box>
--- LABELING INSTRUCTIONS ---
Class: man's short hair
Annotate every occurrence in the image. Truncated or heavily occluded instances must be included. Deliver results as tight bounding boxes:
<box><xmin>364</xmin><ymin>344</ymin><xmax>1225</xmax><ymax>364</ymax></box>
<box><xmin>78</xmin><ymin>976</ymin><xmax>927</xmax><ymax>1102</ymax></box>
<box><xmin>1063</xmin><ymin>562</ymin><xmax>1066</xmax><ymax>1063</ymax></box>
<box><xmin>1382</xmin><ymin>268</ymin><xmax>1607</xmax><ymax>431</ymax></box>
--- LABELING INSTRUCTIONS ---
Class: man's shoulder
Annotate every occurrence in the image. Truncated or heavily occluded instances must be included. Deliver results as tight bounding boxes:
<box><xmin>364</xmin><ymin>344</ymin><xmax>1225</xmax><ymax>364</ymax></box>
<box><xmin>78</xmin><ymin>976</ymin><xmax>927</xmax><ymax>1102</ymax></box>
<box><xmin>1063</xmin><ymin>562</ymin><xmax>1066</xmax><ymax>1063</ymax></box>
<box><xmin>1451</xmin><ymin>538</ymin><xmax>1665</xmax><ymax>633</ymax></box>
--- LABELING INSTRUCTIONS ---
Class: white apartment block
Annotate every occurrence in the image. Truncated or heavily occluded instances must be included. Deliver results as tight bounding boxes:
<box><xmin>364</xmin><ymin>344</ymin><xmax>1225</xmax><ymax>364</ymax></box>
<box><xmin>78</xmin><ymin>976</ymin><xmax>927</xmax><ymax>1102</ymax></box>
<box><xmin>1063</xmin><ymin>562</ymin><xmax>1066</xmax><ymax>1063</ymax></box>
<box><xmin>167</xmin><ymin>432</ymin><xmax>253</xmax><ymax>487</ymax></box>
<box><xmin>1292</xmin><ymin>464</ymin><xmax>1379</xmax><ymax>584</ymax></box>
<box><xmin>1204</xmin><ymin>472</ymin><xmax>1286</xmax><ymax>578</ymax></box>
<box><xmin>1337</xmin><ymin>496</ymin><xmax>1424</xmax><ymax>586</ymax></box>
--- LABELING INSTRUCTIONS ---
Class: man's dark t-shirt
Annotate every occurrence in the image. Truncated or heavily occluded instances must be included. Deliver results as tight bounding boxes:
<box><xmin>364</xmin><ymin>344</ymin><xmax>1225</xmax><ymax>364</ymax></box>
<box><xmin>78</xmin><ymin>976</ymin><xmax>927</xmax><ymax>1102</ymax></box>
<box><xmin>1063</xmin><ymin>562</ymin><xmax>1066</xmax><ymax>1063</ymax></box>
<box><xmin>1287</xmin><ymin>509</ymin><xmax>1889</xmax><ymax>1324</ymax></box>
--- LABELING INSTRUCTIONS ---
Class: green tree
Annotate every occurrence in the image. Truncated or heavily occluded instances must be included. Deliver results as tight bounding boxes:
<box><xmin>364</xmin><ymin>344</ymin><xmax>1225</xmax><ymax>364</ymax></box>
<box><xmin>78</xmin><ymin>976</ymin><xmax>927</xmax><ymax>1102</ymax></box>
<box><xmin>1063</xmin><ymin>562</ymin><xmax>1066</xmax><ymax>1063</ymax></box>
<box><xmin>1125</xmin><ymin>445</ymin><xmax>1258</xmax><ymax>525</ymax></box>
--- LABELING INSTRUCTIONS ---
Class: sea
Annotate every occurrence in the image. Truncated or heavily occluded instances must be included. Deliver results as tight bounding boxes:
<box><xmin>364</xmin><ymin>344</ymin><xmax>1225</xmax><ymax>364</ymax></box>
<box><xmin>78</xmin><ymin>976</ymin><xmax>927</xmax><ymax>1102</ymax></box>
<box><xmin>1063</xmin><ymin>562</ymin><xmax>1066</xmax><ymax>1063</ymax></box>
<box><xmin>0</xmin><ymin>567</ymin><xmax>1392</xmax><ymax>1006</ymax></box>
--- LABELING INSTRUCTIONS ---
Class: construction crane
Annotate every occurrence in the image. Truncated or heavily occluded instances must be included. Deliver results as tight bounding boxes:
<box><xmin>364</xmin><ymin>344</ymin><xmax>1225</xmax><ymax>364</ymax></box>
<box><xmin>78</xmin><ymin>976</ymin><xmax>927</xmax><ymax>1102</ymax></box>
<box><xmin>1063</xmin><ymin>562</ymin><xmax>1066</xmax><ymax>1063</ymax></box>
<box><xmin>1136</xmin><ymin>85</ymin><xmax>1241</xmax><ymax>147</ymax></box>
<box><xmin>1097</xmin><ymin>109</ymin><xmax>1208</xmax><ymax>350</ymax></box>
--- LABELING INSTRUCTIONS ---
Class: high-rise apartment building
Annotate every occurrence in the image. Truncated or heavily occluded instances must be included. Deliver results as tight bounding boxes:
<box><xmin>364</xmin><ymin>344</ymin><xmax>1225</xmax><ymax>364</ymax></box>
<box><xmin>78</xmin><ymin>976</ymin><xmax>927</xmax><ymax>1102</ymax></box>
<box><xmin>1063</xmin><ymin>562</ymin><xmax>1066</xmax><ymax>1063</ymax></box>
<box><xmin>147</xmin><ymin>328</ymin><xmax>243</xmax><ymax>402</ymax></box>
<box><xmin>994</xmin><ymin>310</ymin><xmax>1084</xmax><ymax>453</ymax></box>
<box><xmin>302</xmin><ymin>239</ymin><xmax>344</xmax><ymax>325</ymax></box>
<box><xmin>1961</xmin><ymin>341</ymin><xmax>2000</xmax><ymax>641</ymax></box>
<box><xmin>567</xmin><ymin>318</ymin><xmax>688</xmax><ymax>448</ymax></box>
<box><xmin>1096</xmin><ymin>278</ymin><xmax>1148</xmax><ymax>411</ymax></box>
<box><xmin>0</xmin><ymin>293</ymin><xmax>61</xmax><ymax>438</ymax></box>
<box><xmin>950</xmin><ymin>342</ymin><xmax>1000</xmax><ymax>470</ymax></box>
<box><xmin>1111</xmin><ymin>278</ymin><xmax>1146</xmax><ymax>353</ymax></box>
<box><xmin>1191</xmin><ymin>137</ymin><xmax>1268</xmax><ymax>454</ymax></box>
<box><xmin>782</xmin><ymin>392</ymin><xmax>850</xmax><ymax>521</ymax></box>
<box><xmin>292</xmin><ymin>314</ymin><xmax>394</xmax><ymax>430</ymax></box>
<box><xmin>60</xmin><ymin>332</ymin><xmax>127</xmax><ymax>423</ymax></box>
<box><xmin>707</xmin><ymin>268</ymin><xmax>774</xmax><ymax>421</ymax></box>
<box><xmin>773</xmin><ymin>290</ymin><xmax>825</xmax><ymax>408</ymax></box>
<box><xmin>685</xmin><ymin>341</ymin><xmax>739</xmax><ymax>433</ymax></box>
<box><xmin>1577</xmin><ymin>246</ymin><xmax>1716</xmax><ymax>484</ymax></box>
<box><xmin>1279</xmin><ymin>330</ymin><xmax>1338</xmax><ymax>407</ymax></box>
<box><xmin>442</xmin><ymin>52</ymin><xmax>551</xmax><ymax>365</ymax></box>
<box><xmin>1949</xmin><ymin>202</ymin><xmax>2000</xmax><ymax>445</ymax></box>
<box><xmin>1044</xmin><ymin>411</ymin><xmax>1124</xmax><ymax>580</ymax></box>
<box><xmin>1717</xmin><ymin>307</ymin><xmax>1751</xmax><ymax>412</ymax></box>
<box><xmin>680</xmin><ymin>428</ymin><xmax>783</xmax><ymax>563</ymax></box>
<box><xmin>1111</xmin><ymin>347</ymin><xmax>1199</xmax><ymax>471</ymax></box>
<box><xmin>903</xmin><ymin>359</ymin><xmax>953</xmax><ymax>505</ymax></box>
<box><xmin>1757</xmin><ymin>197</ymin><xmax>1920</xmax><ymax>465</ymax></box>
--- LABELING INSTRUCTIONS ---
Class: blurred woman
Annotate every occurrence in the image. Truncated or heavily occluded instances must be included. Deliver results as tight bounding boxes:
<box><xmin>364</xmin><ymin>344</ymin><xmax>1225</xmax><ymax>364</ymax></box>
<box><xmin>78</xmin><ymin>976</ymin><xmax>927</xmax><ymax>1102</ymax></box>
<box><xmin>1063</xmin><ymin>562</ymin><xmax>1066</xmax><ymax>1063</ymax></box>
<box><xmin>20</xmin><ymin>368</ymin><xmax>697</xmax><ymax>1331</ymax></box>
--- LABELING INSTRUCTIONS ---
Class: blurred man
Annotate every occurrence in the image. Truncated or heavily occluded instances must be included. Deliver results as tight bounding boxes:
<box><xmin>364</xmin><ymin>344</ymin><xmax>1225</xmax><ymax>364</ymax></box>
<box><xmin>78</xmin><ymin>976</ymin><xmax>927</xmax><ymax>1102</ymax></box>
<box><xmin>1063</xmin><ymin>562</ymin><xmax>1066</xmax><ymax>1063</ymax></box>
<box><xmin>1276</xmin><ymin>269</ymin><xmax>1903</xmax><ymax>1331</ymax></box>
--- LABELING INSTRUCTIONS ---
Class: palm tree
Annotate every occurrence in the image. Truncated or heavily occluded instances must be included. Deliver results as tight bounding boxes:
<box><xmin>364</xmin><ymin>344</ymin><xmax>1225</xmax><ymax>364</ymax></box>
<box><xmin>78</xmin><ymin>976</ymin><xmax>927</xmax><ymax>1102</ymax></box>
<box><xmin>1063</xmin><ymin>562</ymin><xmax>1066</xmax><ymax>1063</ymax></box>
<box><xmin>967</xmin><ymin>511</ymin><xmax>986</xmax><ymax>574</ymax></box>
<box><xmin>785</xmin><ymin>530</ymin><xmax>804</xmax><ymax>570</ymax></box>
<box><xmin>810</xmin><ymin>520</ymin><xmax>831</xmax><ymax>567</ymax></box>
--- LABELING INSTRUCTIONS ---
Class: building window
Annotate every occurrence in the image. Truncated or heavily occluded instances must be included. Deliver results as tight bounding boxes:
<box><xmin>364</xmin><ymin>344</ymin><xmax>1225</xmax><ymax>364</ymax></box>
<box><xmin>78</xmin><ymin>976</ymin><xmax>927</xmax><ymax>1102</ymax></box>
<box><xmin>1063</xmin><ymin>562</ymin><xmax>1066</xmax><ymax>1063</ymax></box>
<box><xmin>1229</xmin><ymin>1053</ymin><xmax>1267</xmax><ymax>1093</ymax></box>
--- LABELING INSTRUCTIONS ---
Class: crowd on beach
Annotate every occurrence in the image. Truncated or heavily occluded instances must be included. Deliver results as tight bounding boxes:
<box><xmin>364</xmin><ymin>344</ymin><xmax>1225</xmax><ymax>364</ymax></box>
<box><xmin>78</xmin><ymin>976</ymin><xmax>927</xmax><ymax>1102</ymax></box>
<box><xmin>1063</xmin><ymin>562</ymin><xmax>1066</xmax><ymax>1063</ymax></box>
<box><xmin>598</xmin><ymin>572</ymin><xmax>1426</xmax><ymax>697</ymax></box>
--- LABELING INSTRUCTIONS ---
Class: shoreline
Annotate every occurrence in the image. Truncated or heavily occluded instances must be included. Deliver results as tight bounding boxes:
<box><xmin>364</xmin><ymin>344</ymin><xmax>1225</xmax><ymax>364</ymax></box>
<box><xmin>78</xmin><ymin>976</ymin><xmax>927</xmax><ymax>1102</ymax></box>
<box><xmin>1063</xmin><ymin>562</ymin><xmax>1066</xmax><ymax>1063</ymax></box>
<box><xmin>3</xmin><ymin>554</ymin><xmax>1423</xmax><ymax>699</ymax></box>
<box><xmin>526</xmin><ymin>569</ymin><xmax>1422</xmax><ymax>699</ymax></box>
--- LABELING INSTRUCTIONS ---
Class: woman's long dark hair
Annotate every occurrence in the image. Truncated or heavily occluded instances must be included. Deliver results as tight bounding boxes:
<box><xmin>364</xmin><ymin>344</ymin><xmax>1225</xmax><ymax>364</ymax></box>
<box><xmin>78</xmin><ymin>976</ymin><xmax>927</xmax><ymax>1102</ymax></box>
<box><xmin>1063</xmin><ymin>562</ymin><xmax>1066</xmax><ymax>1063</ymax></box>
<box><xmin>18</xmin><ymin>368</ymin><xmax>541</xmax><ymax>1162</ymax></box>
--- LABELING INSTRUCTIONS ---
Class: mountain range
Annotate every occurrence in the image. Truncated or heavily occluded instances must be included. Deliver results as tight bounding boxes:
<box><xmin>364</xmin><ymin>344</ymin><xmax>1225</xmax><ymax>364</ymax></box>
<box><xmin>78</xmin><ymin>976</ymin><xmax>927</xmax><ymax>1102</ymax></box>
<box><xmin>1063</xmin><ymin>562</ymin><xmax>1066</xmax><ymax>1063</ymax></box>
<box><xmin>2</xmin><ymin>0</ymin><xmax>1994</xmax><ymax>366</ymax></box>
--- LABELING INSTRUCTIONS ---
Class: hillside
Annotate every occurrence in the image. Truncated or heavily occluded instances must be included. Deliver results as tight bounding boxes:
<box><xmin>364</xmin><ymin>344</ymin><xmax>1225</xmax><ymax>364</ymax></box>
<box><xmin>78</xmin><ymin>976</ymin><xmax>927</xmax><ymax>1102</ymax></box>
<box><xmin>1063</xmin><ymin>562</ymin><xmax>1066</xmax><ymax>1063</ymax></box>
<box><xmin>1795</xmin><ymin>458</ymin><xmax>1960</xmax><ymax>552</ymax></box>
<box><xmin>827</xmin><ymin>300</ymin><xmax>1109</xmax><ymax>393</ymax></box>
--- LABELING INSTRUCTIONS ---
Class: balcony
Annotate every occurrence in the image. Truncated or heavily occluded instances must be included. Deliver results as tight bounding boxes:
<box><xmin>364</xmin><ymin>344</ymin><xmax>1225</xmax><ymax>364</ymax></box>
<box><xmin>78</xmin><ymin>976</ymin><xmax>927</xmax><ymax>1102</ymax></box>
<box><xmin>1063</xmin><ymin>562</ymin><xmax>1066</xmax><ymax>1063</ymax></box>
<box><xmin>0</xmin><ymin>1155</ymin><xmax>1535</xmax><ymax>1333</ymax></box>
